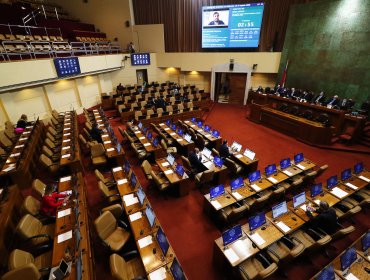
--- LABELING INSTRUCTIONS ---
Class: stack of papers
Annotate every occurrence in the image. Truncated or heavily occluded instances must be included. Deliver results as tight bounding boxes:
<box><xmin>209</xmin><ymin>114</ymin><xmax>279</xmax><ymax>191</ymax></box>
<box><xmin>104</xmin><ymin>140</ymin><xmax>111</xmax><ymax>144</ymax></box>
<box><xmin>61</xmin><ymin>154</ymin><xmax>70</xmax><ymax>159</ymax></box>
<box><xmin>296</xmin><ymin>164</ymin><xmax>305</xmax><ymax>170</ymax></box>
<box><xmin>60</xmin><ymin>176</ymin><xmax>71</xmax><ymax>182</ymax></box>
<box><xmin>123</xmin><ymin>194</ymin><xmax>138</xmax><ymax>206</ymax></box>
<box><xmin>331</xmin><ymin>187</ymin><xmax>348</xmax><ymax>198</ymax></box>
<box><xmin>235</xmin><ymin>154</ymin><xmax>243</xmax><ymax>158</ymax></box>
<box><xmin>117</xmin><ymin>179</ymin><xmax>128</xmax><ymax>185</ymax></box>
<box><xmin>164</xmin><ymin>170</ymin><xmax>173</xmax><ymax>175</ymax></box>
<box><xmin>106</xmin><ymin>148</ymin><xmax>115</xmax><ymax>152</ymax></box>
<box><xmin>268</xmin><ymin>177</ymin><xmax>278</xmax><ymax>184</ymax></box>
<box><xmin>138</xmin><ymin>236</ymin><xmax>153</xmax><ymax>249</ymax></box>
<box><xmin>57</xmin><ymin>208</ymin><xmax>71</xmax><ymax>218</ymax></box>
<box><xmin>358</xmin><ymin>175</ymin><xmax>370</xmax><ymax>183</ymax></box>
<box><xmin>161</xmin><ymin>162</ymin><xmax>169</xmax><ymax>167</ymax></box>
<box><xmin>62</xmin><ymin>146</ymin><xmax>70</xmax><ymax>150</ymax></box>
<box><xmin>129</xmin><ymin>212</ymin><xmax>142</xmax><ymax>222</ymax></box>
<box><xmin>283</xmin><ymin>170</ymin><xmax>293</xmax><ymax>176</ymax></box>
<box><xmin>144</xmin><ymin>143</ymin><xmax>151</xmax><ymax>146</ymax></box>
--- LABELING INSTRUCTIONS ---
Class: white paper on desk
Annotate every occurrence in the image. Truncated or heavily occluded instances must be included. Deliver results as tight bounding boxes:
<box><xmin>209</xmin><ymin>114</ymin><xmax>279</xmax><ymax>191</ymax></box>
<box><xmin>104</xmin><ymin>140</ymin><xmax>111</xmax><ymax>144</ymax></box>
<box><xmin>63</xmin><ymin>139</ymin><xmax>70</xmax><ymax>143</ymax></box>
<box><xmin>112</xmin><ymin>167</ymin><xmax>122</xmax><ymax>172</ymax></box>
<box><xmin>144</xmin><ymin>143</ymin><xmax>151</xmax><ymax>146</ymax></box>
<box><xmin>3</xmin><ymin>165</ymin><xmax>15</xmax><ymax>172</ymax></box>
<box><xmin>345</xmin><ymin>273</ymin><xmax>359</xmax><ymax>280</ymax></box>
<box><xmin>268</xmin><ymin>177</ymin><xmax>278</xmax><ymax>184</ymax></box>
<box><xmin>314</xmin><ymin>199</ymin><xmax>320</xmax><ymax>205</ymax></box>
<box><xmin>134</xmin><ymin>131</ymin><xmax>141</xmax><ymax>134</ymax></box>
<box><xmin>64</xmin><ymin>127</ymin><xmax>70</xmax><ymax>131</ymax></box>
<box><xmin>60</xmin><ymin>176</ymin><xmax>71</xmax><ymax>182</ymax></box>
<box><xmin>64</xmin><ymin>122</ymin><xmax>71</xmax><ymax>126</ymax></box>
<box><xmin>102</xmin><ymin>134</ymin><xmax>109</xmax><ymax>138</ymax></box>
<box><xmin>204</xmin><ymin>161</ymin><xmax>213</xmax><ymax>169</ymax></box>
<box><xmin>22</xmin><ymin>131</ymin><xmax>31</xmax><ymax>135</ymax></box>
<box><xmin>277</xmin><ymin>221</ymin><xmax>290</xmax><ymax>233</ymax></box>
<box><xmin>224</xmin><ymin>248</ymin><xmax>239</xmax><ymax>264</ymax></box>
<box><xmin>139</xmin><ymin>136</ymin><xmax>145</xmax><ymax>140</ymax></box>
<box><xmin>64</xmin><ymin>133</ymin><xmax>71</xmax><ymax>136</ymax></box>
<box><xmin>251</xmin><ymin>184</ymin><xmax>261</xmax><ymax>191</ymax></box>
<box><xmin>235</xmin><ymin>154</ymin><xmax>243</xmax><ymax>159</ymax></box>
<box><xmin>331</xmin><ymin>187</ymin><xmax>348</xmax><ymax>198</ymax></box>
<box><xmin>57</xmin><ymin>230</ymin><xmax>72</xmax><ymax>243</ymax></box>
<box><xmin>250</xmin><ymin>233</ymin><xmax>265</xmax><ymax>246</ymax></box>
<box><xmin>117</xmin><ymin>179</ymin><xmax>128</xmax><ymax>185</ymax></box>
<box><xmin>359</xmin><ymin>175</ymin><xmax>370</xmax><ymax>183</ymax></box>
<box><xmin>197</xmin><ymin>129</ymin><xmax>203</xmax><ymax>132</ymax></box>
<box><xmin>149</xmin><ymin>267</ymin><xmax>167</xmax><ymax>280</ymax></box>
<box><xmin>177</xmin><ymin>138</ymin><xmax>183</xmax><ymax>142</ymax></box>
<box><xmin>19</xmin><ymin>137</ymin><xmax>27</xmax><ymax>141</ymax></box>
<box><xmin>170</xmin><ymin>132</ymin><xmax>176</xmax><ymax>136</ymax></box>
<box><xmin>61</xmin><ymin>154</ymin><xmax>70</xmax><ymax>159</ymax></box>
<box><xmin>62</xmin><ymin>146</ymin><xmax>70</xmax><ymax>150</ymax></box>
<box><xmin>161</xmin><ymin>162</ymin><xmax>170</xmax><ymax>167</ymax></box>
<box><xmin>129</xmin><ymin>212</ymin><xmax>142</xmax><ymax>222</ymax></box>
<box><xmin>300</xmin><ymin>204</ymin><xmax>307</xmax><ymax>211</ymax></box>
<box><xmin>211</xmin><ymin>200</ymin><xmax>222</xmax><ymax>210</ymax></box>
<box><xmin>164</xmin><ymin>128</ymin><xmax>169</xmax><ymax>131</ymax></box>
<box><xmin>138</xmin><ymin>235</ymin><xmax>153</xmax><ymax>249</ymax></box>
<box><xmin>296</xmin><ymin>164</ymin><xmax>305</xmax><ymax>170</ymax></box>
<box><xmin>106</xmin><ymin>148</ymin><xmax>115</xmax><ymax>152</ymax></box>
<box><xmin>204</xmin><ymin>134</ymin><xmax>211</xmax><ymax>138</ymax></box>
<box><xmin>57</xmin><ymin>208</ymin><xmax>71</xmax><ymax>218</ymax></box>
<box><xmin>190</xmin><ymin>124</ymin><xmax>195</xmax><ymax>127</ymax></box>
<box><xmin>159</xmin><ymin>123</ymin><xmax>165</xmax><ymax>126</ymax></box>
<box><xmin>232</xmin><ymin>192</ymin><xmax>243</xmax><ymax>200</ymax></box>
<box><xmin>10</xmin><ymin>153</ymin><xmax>20</xmax><ymax>157</ymax></box>
<box><xmin>345</xmin><ymin>182</ymin><xmax>358</xmax><ymax>190</ymax></box>
<box><xmin>15</xmin><ymin>145</ymin><xmax>24</xmax><ymax>149</ymax></box>
<box><xmin>97</xmin><ymin>120</ymin><xmax>102</xmax><ymax>123</ymax></box>
<box><xmin>26</xmin><ymin>125</ymin><xmax>33</xmax><ymax>129</ymax></box>
<box><xmin>123</xmin><ymin>194</ymin><xmax>138</xmax><ymax>206</ymax></box>
<box><xmin>164</xmin><ymin>170</ymin><xmax>173</xmax><ymax>175</ymax></box>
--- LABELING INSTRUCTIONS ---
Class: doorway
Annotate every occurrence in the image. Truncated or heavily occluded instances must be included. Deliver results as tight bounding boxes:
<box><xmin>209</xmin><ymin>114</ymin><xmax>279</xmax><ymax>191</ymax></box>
<box><xmin>136</xmin><ymin>69</ymin><xmax>148</xmax><ymax>85</ymax></box>
<box><xmin>214</xmin><ymin>72</ymin><xmax>247</xmax><ymax>105</ymax></box>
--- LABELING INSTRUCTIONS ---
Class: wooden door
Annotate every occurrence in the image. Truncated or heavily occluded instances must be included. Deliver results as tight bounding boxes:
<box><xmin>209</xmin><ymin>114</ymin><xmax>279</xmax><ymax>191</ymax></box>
<box><xmin>228</xmin><ymin>73</ymin><xmax>247</xmax><ymax>105</ymax></box>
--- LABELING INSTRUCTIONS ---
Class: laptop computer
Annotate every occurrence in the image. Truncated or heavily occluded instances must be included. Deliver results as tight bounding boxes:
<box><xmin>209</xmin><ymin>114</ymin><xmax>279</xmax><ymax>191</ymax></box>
<box><xmin>50</xmin><ymin>259</ymin><xmax>70</xmax><ymax>280</ymax></box>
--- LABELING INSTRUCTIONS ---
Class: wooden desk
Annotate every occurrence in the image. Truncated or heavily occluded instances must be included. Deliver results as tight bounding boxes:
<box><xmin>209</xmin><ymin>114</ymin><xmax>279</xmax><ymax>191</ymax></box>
<box><xmin>213</xmin><ymin>232</ymin><xmax>259</xmax><ymax>268</ymax></box>
<box><xmin>202</xmin><ymin>159</ymin><xmax>228</xmax><ymax>185</ymax></box>
<box><xmin>248</xmin><ymin>178</ymin><xmax>273</xmax><ymax>193</ymax></box>
<box><xmin>325</xmin><ymin>183</ymin><xmax>356</xmax><ymax>200</ymax></box>
<box><xmin>137</xmin><ymin>109</ymin><xmax>202</xmax><ymax>127</ymax></box>
<box><xmin>332</xmin><ymin>252</ymin><xmax>370</xmax><ymax>280</ymax></box>
<box><xmin>355</xmin><ymin>170</ymin><xmax>370</xmax><ymax>183</ymax></box>
<box><xmin>266</xmin><ymin>210</ymin><xmax>305</xmax><ymax>235</ymax></box>
<box><xmin>204</xmin><ymin>192</ymin><xmax>237</xmax><ymax>213</ymax></box>
<box><xmin>278</xmin><ymin>165</ymin><xmax>304</xmax><ymax>177</ymax></box>
<box><xmin>244</xmin><ymin>223</ymin><xmax>284</xmax><ymax>250</ymax></box>
<box><xmin>226</xmin><ymin>183</ymin><xmax>256</xmax><ymax>202</ymax></box>
<box><xmin>183</xmin><ymin>120</ymin><xmax>222</xmax><ymax>149</ymax></box>
<box><xmin>112</xmin><ymin>167</ymin><xmax>138</xmax><ymax>195</ymax></box>
<box><xmin>156</xmin><ymin>158</ymin><xmax>191</xmax><ymax>196</ymax></box>
<box><xmin>130</xmin><ymin>126</ymin><xmax>163</xmax><ymax>156</ymax></box>
<box><xmin>294</xmin><ymin>159</ymin><xmax>316</xmax><ymax>171</ymax></box>
<box><xmin>341</xmin><ymin>177</ymin><xmax>369</xmax><ymax>191</ymax></box>
<box><xmin>128</xmin><ymin>211</ymin><xmax>159</xmax><ymax>240</ymax></box>
<box><xmin>265</xmin><ymin>171</ymin><xmax>289</xmax><ymax>185</ymax></box>
<box><xmin>308</xmin><ymin>192</ymin><xmax>340</xmax><ymax>208</ymax></box>
<box><xmin>230</xmin><ymin>152</ymin><xmax>259</xmax><ymax>174</ymax></box>
<box><xmin>287</xmin><ymin>200</ymin><xmax>318</xmax><ymax>222</ymax></box>
<box><xmin>158</xmin><ymin>123</ymin><xmax>195</xmax><ymax>155</ymax></box>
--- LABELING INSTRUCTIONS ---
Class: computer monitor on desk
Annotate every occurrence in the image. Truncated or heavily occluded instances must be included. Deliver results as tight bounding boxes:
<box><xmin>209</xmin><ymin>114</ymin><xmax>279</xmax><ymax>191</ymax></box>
<box><xmin>213</xmin><ymin>156</ymin><xmax>223</xmax><ymax>168</ymax></box>
<box><xmin>341</xmin><ymin>168</ymin><xmax>352</xmax><ymax>181</ymax></box>
<box><xmin>167</xmin><ymin>153</ymin><xmax>175</xmax><ymax>166</ymax></box>
<box><xmin>175</xmin><ymin>164</ymin><xmax>185</xmax><ymax>178</ymax></box>
<box><xmin>130</xmin><ymin>173</ymin><xmax>137</xmax><ymax>188</ymax></box>
<box><xmin>138</xmin><ymin>122</ymin><xmax>143</xmax><ymax>130</ymax></box>
<box><xmin>327</xmin><ymin>175</ymin><xmax>338</xmax><ymax>189</ymax></box>
<box><xmin>137</xmin><ymin>186</ymin><xmax>146</xmax><ymax>206</ymax></box>
<box><xmin>145</xmin><ymin>205</ymin><xmax>156</xmax><ymax>228</ymax></box>
<box><xmin>244</xmin><ymin>149</ymin><xmax>255</xmax><ymax>160</ymax></box>
<box><xmin>222</xmin><ymin>224</ymin><xmax>243</xmax><ymax>247</ymax></box>
<box><xmin>265</xmin><ymin>164</ymin><xmax>277</xmax><ymax>176</ymax></box>
<box><xmin>340</xmin><ymin>246</ymin><xmax>358</xmax><ymax>273</ymax></box>
<box><xmin>362</xmin><ymin>231</ymin><xmax>370</xmax><ymax>254</ymax></box>
<box><xmin>248</xmin><ymin>212</ymin><xmax>266</xmax><ymax>232</ymax></box>
<box><xmin>210</xmin><ymin>184</ymin><xmax>225</xmax><ymax>200</ymax></box>
<box><xmin>230</xmin><ymin>141</ymin><xmax>242</xmax><ymax>152</ymax></box>
<box><xmin>292</xmin><ymin>192</ymin><xmax>306</xmax><ymax>209</ymax></box>
<box><xmin>204</xmin><ymin>125</ymin><xmax>211</xmax><ymax>132</ymax></box>
<box><xmin>248</xmin><ymin>170</ymin><xmax>261</xmax><ymax>184</ymax></box>
<box><xmin>280</xmin><ymin>158</ymin><xmax>291</xmax><ymax>169</ymax></box>
<box><xmin>311</xmin><ymin>183</ymin><xmax>323</xmax><ymax>197</ymax></box>
<box><xmin>197</xmin><ymin>121</ymin><xmax>203</xmax><ymax>127</ymax></box>
<box><xmin>202</xmin><ymin>147</ymin><xmax>212</xmax><ymax>159</ymax></box>
<box><xmin>170</xmin><ymin>258</ymin><xmax>186</xmax><ymax>280</ymax></box>
<box><xmin>156</xmin><ymin>227</ymin><xmax>170</xmax><ymax>257</ymax></box>
<box><xmin>272</xmin><ymin>201</ymin><xmax>288</xmax><ymax>219</ymax></box>
<box><xmin>147</xmin><ymin>132</ymin><xmax>153</xmax><ymax>140</ymax></box>
<box><xmin>171</xmin><ymin>124</ymin><xmax>177</xmax><ymax>131</ymax></box>
<box><xmin>184</xmin><ymin>133</ymin><xmax>192</xmax><ymax>143</ymax></box>
<box><xmin>230</xmin><ymin>177</ymin><xmax>244</xmax><ymax>191</ymax></box>
<box><xmin>294</xmin><ymin>153</ymin><xmax>304</xmax><ymax>164</ymax></box>
<box><xmin>166</xmin><ymin>119</ymin><xmax>171</xmax><ymax>126</ymax></box>
<box><xmin>125</xmin><ymin>161</ymin><xmax>131</xmax><ymax>174</ymax></box>
<box><xmin>354</xmin><ymin>162</ymin><xmax>363</xmax><ymax>174</ymax></box>
<box><xmin>212</xmin><ymin>129</ymin><xmax>220</xmax><ymax>138</ymax></box>
<box><xmin>177</xmin><ymin>128</ymin><xmax>183</xmax><ymax>136</ymax></box>
<box><xmin>191</xmin><ymin>117</ymin><xmax>196</xmax><ymax>123</ymax></box>
<box><xmin>316</xmin><ymin>264</ymin><xmax>335</xmax><ymax>280</ymax></box>
<box><xmin>152</xmin><ymin>137</ymin><xmax>159</xmax><ymax>147</ymax></box>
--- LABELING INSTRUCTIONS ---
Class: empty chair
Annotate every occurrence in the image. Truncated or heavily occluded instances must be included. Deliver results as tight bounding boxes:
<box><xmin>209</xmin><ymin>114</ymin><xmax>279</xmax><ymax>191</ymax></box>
<box><xmin>195</xmin><ymin>170</ymin><xmax>214</xmax><ymax>193</ymax></box>
<box><xmin>338</xmin><ymin>125</ymin><xmax>356</xmax><ymax>144</ymax></box>
<box><xmin>110</xmin><ymin>253</ymin><xmax>146</xmax><ymax>280</ymax></box>
<box><xmin>1</xmin><ymin>263</ymin><xmax>41</xmax><ymax>280</ymax></box>
<box><xmin>151</xmin><ymin>170</ymin><xmax>170</xmax><ymax>191</ymax></box>
<box><xmin>212</xmin><ymin>148</ymin><xmax>220</xmax><ymax>157</ymax></box>
<box><xmin>79</xmin><ymin>134</ymin><xmax>98</xmax><ymax>151</ymax></box>
<box><xmin>218</xmin><ymin>202</ymin><xmax>249</xmax><ymax>224</ymax></box>
<box><xmin>94</xmin><ymin>211</ymin><xmax>130</xmax><ymax>252</ymax></box>
<box><xmin>16</xmin><ymin>214</ymin><xmax>54</xmax><ymax>246</ymax></box>
<box><xmin>0</xmin><ymin>132</ymin><xmax>13</xmax><ymax>148</ymax></box>
<box><xmin>8</xmin><ymin>249</ymin><xmax>52</xmax><ymax>275</ymax></box>
<box><xmin>289</xmin><ymin>228</ymin><xmax>332</xmax><ymax>254</ymax></box>
<box><xmin>181</xmin><ymin>155</ymin><xmax>195</xmax><ymax>175</ymax></box>
<box><xmin>245</xmin><ymin>192</ymin><xmax>272</xmax><ymax>214</ymax></box>
<box><xmin>101</xmin><ymin>204</ymin><xmax>124</xmax><ymax>220</ymax></box>
<box><xmin>224</xmin><ymin>158</ymin><xmax>242</xmax><ymax>176</ymax></box>
<box><xmin>39</xmin><ymin>154</ymin><xmax>60</xmax><ymax>174</ymax></box>
<box><xmin>91</xmin><ymin>144</ymin><xmax>107</xmax><ymax>166</ymax></box>
<box><xmin>42</xmin><ymin>145</ymin><xmax>60</xmax><ymax>162</ymax></box>
<box><xmin>21</xmin><ymin>196</ymin><xmax>41</xmax><ymax>217</ymax></box>
<box><xmin>166</xmin><ymin>105</ymin><xmax>173</xmax><ymax>115</ymax></box>
<box><xmin>156</xmin><ymin>108</ymin><xmax>164</xmax><ymax>117</ymax></box>
<box><xmin>237</xmin><ymin>253</ymin><xmax>278</xmax><ymax>280</ymax></box>
<box><xmin>146</xmin><ymin>109</ymin><xmax>154</xmax><ymax>119</ymax></box>
<box><xmin>98</xmin><ymin>181</ymin><xmax>121</xmax><ymax>204</ymax></box>
<box><xmin>141</xmin><ymin>160</ymin><xmax>154</xmax><ymax>182</ymax></box>
<box><xmin>160</xmin><ymin>139</ymin><xmax>177</xmax><ymax>154</ymax></box>
<box><xmin>334</xmin><ymin>204</ymin><xmax>361</xmax><ymax>223</ymax></box>
<box><xmin>301</xmin><ymin>109</ymin><xmax>313</xmax><ymax>120</ymax></box>
<box><xmin>315</xmin><ymin>164</ymin><xmax>328</xmax><ymax>178</ymax></box>
<box><xmin>134</xmin><ymin>111</ymin><xmax>143</xmax><ymax>121</ymax></box>
<box><xmin>5</xmin><ymin>120</ymin><xmax>14</xmax><ymax>130</ymax></box>
<box><xmin>266</xmin><ymin>237</ymin><xmax>305</xmax><ymax>266</ymax></box>
<box><xmin>315</xmin><ymin>113</ymin><xmax>330</xmax><ymax>126</ymax></box>
<box><xmin>131</xmin><ymin>143</ymin><xmax>147</xmax><ymax>160</ymax></box>
<box><xmin>187</xmin><ymin>102</ymin><xmax>194</xmax><ymax>110</ymax></box>
<box><xmin>95</xmin><ymin>169</ymin><xmax>115</xmax><ymax>187</ymax></box>
<box><xmin>45</xmin><ymin>138</ymin><xmax>61</xmax><ymax>153</ymax></box>
<box><xmin>4</xmin><ymin>128</ymin><xmax>17</xmax><ymax>142</ymax></box>
<box><xmin>177</xmin><ymin>103</ymin><xmax>184</xmax><ymax>113</ymax></box>
<box><xmin>32</xmin><ymin>179</ymin><xmax>47</xmax><ymax>200</ymax></box>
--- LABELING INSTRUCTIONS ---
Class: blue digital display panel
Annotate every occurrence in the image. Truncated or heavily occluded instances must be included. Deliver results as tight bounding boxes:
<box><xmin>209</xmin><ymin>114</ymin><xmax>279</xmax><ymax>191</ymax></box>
<box><xmin>326</xmin><ymin>175</ymin><xmax>338</xmax><ymax>189</ymax></box>
<box><xmin>222</xmin><ymin>224</ymin><xmax>242</xmax><ymax>246</ymax></box>
<box><xmin>156</xmin><ymin>227</ymin><xmax>170</xmax><ymax>256</ymax></box>
<box><xmin>230</xmin><ymin>177</ymin><xmax>244</xmax><ymax>191</ymax></box>
<box><xmin>340</xmin><ymin>247</ymin><xmax>357</xmax><ymax>271</ymax></box>
<box><xmin>265</xmin><ymin>164</ymin><xmax>277</xmax><ymax>176</ymax></box>
<box><xmin>131</xmin><ymin>53</ymin><xmax>150</xmax><ymax>66</ymax></box>
<box><xmin>210</xmin><ymin>184</ymin><xmax>225</xmax><ymax>199</ymax></box>
<box><xmin>213</xmin><ymin>156</ymin><xmax>223</xmax><ymax>168</ymax></box>
<box><xmin>170</xmin><ymin>258</ymin><xmax>186</xmax><ymax>280</ymax></box>
<box><xmin>280</xmin><ymin>158</ymin><xmax>291</xmax><ymax>169</ymax></box>
<box><xmin>316</xmin><ymin>264</ymin><xmax>335</xmax><ymax>280</ymax></box>
<box><xmin>311</xmin><ymin>183</ymin><xmax>323</xmax><ymax>197</ymax></box>
<box><xmin>54</xmin><ymin>57</ymin><xmax>81</xmax><ymax>77</ymax></box>
<box><xmin>341</xmin><ymin>168</ymin><xmax>352</xmax><ymax>181</ymax></box>
<box><xmin>204</xmin><ymin>125</ymin><xmax>211</xmax><ymax>132</ymax></box>
<box><xmin>175</xmin><ymin>164</ymin><xmax>185</xmax><ymax>177</ymax></box>
<box><xmin>202</xmin><ymin>3</ymin><xmax>265</xmax><ymax>48</ymax></box>
<box><xmin>248</xmin><ymin>212</ymin><xmax>266</xmax><ymax>231</ymax></box>
<box><xmin>354</xmin><ymin>162</ymin><xmax>363</xmax><ymax>174</ymax></box>
<box><xmin>362</xmin><ymin>231</ymin><xmax>370</xmax><ymax>252</ymax></box>
<box><xmin>212</xmin><ymin>129</ymin><xmax>220</xmax><ymax>137</ymax></box>
<box><xmin>248</xmin><ymin>170</ymin><xmax>261</xmax><ymax>184</ymax></box>
<box><xmin>294</xmin><ymin>153</ymin><xmax>304</xmax><ymax>164</ymax></box>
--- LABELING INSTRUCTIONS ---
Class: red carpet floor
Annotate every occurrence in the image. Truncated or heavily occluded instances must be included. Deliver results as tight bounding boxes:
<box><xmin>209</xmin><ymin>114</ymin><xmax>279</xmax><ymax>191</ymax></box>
<box><xmin>83</xmin><ymin>103</ymin><xmax>369</xmax><ymax>280</ymax></box>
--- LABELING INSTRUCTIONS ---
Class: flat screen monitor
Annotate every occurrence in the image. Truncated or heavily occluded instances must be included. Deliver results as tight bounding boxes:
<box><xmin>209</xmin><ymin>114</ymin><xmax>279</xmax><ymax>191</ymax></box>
<box><xmin>156</xmin><ymin>227</ymin><xmax>170</xmax><ymax>256</ymax></box>
<box><xmin>167</xmin><ymin>153</ymin><xmax>175</xmax><ymax>166</ymax></box>
<box><xmin>184</xmin><ymin>133</ymin><xmax>192</xmax><ymax>143</ymax></box>
<box><xmin>131</xmin><ymin>53</ymin><xmax>150</xmax><ymax>66</ymax></box>
<box><xmin>354</xmin><ymin>162</ymin><xmax>363</xmax><ymax>174</ymax></box>
<box><xmin>311</xmin><ymin>183</ymin><xmax>323</xmax><ymax>197</ymax></box>
<box><xmin>204</xmin><ymin>125</ymin><xmax>211</xmax><ymax>132</ymax></box>
<box><xmin>222</xmin><ymin>224</ymin><xmax>242</xmax><ymax>246</ymax></box>
<box><xmin>212</xmin><ymin>129</ymin><xmax>220</xmax><ymax>137</ymax></box>
<box><xmin>201</xmin><ymin>3</ymin><xmax>265</xmax><ymax>49</ymax></box>
<box><xmin>170</xmin><ymin>258</ymin><xmax>186</xmax><ymax>280</ymax></box>
<box><xmin>280</xmin><ymin>158</ymin><xmax>291</xmax><ymax>169</ymax></box>
<box><xmin>213</xmin><ymin>156</ymin><xmax>223</xmax><ymax>168</ymax></box>
<box><xmin>145</xmin><ymin>205</ymin><xmax>156</xmax><ymax>228</ymax></box>
<box><xmin>316</xmin><ymin>264</ymin><xmax>335</xmax><ymax>280</ymax></box>
<box><xmin>244</xmin><ymin>149</ymin><xmax>255</xmax><ymax>160</ymax></box>
<box><xmin>293</xmin><ymin>192</ymin><xmax>306</xmax><ymax>208</ymax></box>
<box><xmin>362</xmin><ymin>231</ymin><xmax>370</xmax><ymax>252</ymax></box>
<box><xmin>130</xmin><ymin>173</ymin><xmax>137</xmax><ymax>188</ymax></box>
<box><xmin>340</xmin><ymin>246</ymin><xmax>357</xmax><ymax>271</ymax></box>
<box><xmin>248</xmin><ymin>170</ymin><xmax>261</xmax><ymax>184</ymax></box>
<box><xmin>147</xmin><ymin>132</ymin><xmax>152</xmax><ymax>140</ymax></box>
<box><xmin>138</xmin><ymin>122</ymin><xmax>143</xmax><ymax>129</ymax></box>
<box><xmin>175</xmin><ymin>164</ymin><xmax>185</xmax><ymax>178</ymax></box>
<box><xmin>142</xmin><ymin>127</ymin><xmax>148</xmax><ymax>134</ymax></box>
<box><xmin>272</xmin><ymin>201</ymin><xmax>288</xmax><ymax>219</ymax></box>
<box><xmin>125</xmin><ymin>161</ymin><xmax>131</xmax><ymax>174</ymax></box>
<box><xmin>153</xmin><ymin>137</ymin><xmax>159</xmax><ymax>147</ymax></box>
<box><xmin>177</xmin><ymin>128</ymin><xmax>183</xmax><ymax>136</ymax></box>
<box><xmin>202</xmin><ymin>147</ymin><xmax>212</xmax><ymax>159</ymax></box>
<box><xmin>265</xmin><ymin>164</ymin><xmax>277</xmax><ymax>176</ymax></box>
<box><xmin>230</xmin><ymin>141</ymin><xmax>242</xmax><ymax>152</ymax></box>
<box><xmin>191</xmin><ymin>117</ymin><xmax>196</xmax><ymax>123</ymax></box>
<box><xmin>230</xmin><ymin>177</ymin><xmax>244</xmax><ymax>191</ymax></box>
<box><xmin>137</xmin><ymin>186</ymin><xmax>146</xmax><ymax>206</ymax></box>
<box><xmin>116</xmin><ymin>143</ymin><xmax>122</xmax><ymax>153</ymax></box>
<box><xmin>327</xmin><ymin>175</ymin><xmax>338</xmax><ymax>189</ymax></box>
<box><xmin>171</xmin><ymin>124</ymin><xmax>177</xmax><ymax>130</ymax></box>
<box><xmin>197</xmin><ymin>121</ymin><xmax>203</xmax><ymax>127</ymax></box>
<box><xmin>341</xmin><ymin>168</ymin><xmax>351</xmax><ymax>181</ymax></box>
<box><xmin>294</xmin><ymin>153</ymin><xmax>304</xmax><ymax>164</ymax></box>
<box><xmin>54</xmin><ymin>57</ymin><xmax>81</xmax><ymax>77</ymax></box>
<box><xmin>210</xmin><ymin>184</ymin><xmax>225</xmax><ymax>200</ymax></box>
<box><xmin>248</xmin><ymin>212</ymin><xmax>266</xmax><ymax>231</ymax></box>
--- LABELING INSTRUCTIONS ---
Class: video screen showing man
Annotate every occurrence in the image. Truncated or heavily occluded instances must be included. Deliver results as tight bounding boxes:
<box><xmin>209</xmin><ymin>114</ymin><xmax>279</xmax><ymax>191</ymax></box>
<box><xmin>204</xmin><ymin>9</ymin><xmax>229</xmax><ymax>27</ymax></box>
<box><xmin>209</xmin><ymin>12</ymin><xmax>225</xmax><ymax>25</ymax></box>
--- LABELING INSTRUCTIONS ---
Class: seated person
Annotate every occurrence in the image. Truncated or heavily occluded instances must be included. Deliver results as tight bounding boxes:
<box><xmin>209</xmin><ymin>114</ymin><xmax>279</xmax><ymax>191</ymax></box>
<box><xmin>16</xmin><ymin>114</ymin><xmax>30</xmax><ymax>129</ymax></box>
<box><xmin>312</xmin><ymin>91</ymin><xmax>326</xmax><ymax>105</ymax></box>
<box><xmin>40</xmin><ymin>185</ymin><xmax>69</xmax><ymax>217</ymax></box>
<box><xmin>219</xmin><ymin>140</ymin><xmax>230</xmax><ymax>159</ymax></box>
<box><xmin>188</xmin><ymin>148</ymin><xmax>206</xmax><ymax>174</ymax></box>
<box><xmin>90</xmin><ymin>122</ymin><xmax>104</xmax><ymax>143</ymax></box>
<box><xmin>325</xmin><ymin>95</ymin><xmax>340</xmax><ymax>107</ymax></box>
<box><xmin>306</xmin><ymin>201</ymin><xmax>337</xmax><ymax>235</ymax></box>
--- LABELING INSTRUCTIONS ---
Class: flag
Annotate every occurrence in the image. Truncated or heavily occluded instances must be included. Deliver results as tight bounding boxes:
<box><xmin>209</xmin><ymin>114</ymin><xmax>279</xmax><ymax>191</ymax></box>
<box><xmin>281</xmin><ymin>59</ymin><xmax>289</xmax><ymax>88</ymax></box>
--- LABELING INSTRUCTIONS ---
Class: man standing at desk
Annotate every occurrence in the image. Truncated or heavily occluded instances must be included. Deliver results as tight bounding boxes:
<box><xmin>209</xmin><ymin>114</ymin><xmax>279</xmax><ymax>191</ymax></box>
<box><xmin>306</xmin><ymin>201</ymin><xmax>337</xmax><ymax>234</ymax></box>
<box><xmin>219</xmin><ymin>140</ymin><xmax>230</xmax><ymax>159</ymax></box>
<box><xmin>189</xmin><ymin>148</ymin><xmax>205</xmax><ymax>174</ymax></box>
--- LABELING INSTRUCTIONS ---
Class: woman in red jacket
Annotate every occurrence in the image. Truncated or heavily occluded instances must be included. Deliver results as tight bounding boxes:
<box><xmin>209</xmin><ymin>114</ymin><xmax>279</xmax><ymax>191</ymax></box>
<box><xmin>40</xmin><ymin>185</ymin><xmax>69</xmax><ymax>217</ymax></box>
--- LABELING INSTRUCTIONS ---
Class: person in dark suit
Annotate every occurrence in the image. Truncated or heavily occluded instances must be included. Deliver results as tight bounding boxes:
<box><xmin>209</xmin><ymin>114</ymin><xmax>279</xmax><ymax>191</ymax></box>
<box><xmin>300</xmin><ymin>91</ymin><xmax>314</xmax><ymax>102</ymax></box>
<box><xmin>291</xmin><ymin>88</ymin><xmax>301</xmax><ymax>100</ymax></box>
<box><xmin>208</xmin><ymin>12</ymin><xmax>225</xmax><ymax>25</ymax></box>
<box><xmin>16</xmin><ymin>114</ymin><xmax>30</xmax><ymax>129</ymax></box>
<box><xmin>306</xmin><ymin>201</ymin><xmax>338</xmax><ymax>235</ymax></box>
<box><xmin>339</xmin><ymin>98</ymin><xmax>354</xmax><ymax>111</ymax></box>
<box><xmin>90</xmin><ymin>122</ymin><xmax>103</xmax><ymax>143</ymax></box>
<box><xmin>312</xmin><ymin>91</ymin><xmax>326</xmax><ymax>105</ymax></box>
<box><xmin>154</xmin><ymin>96</ymin><xmax>167</xmax><ymax>111</ymax></box>
<box><xmin>219</xmin><ymin>140</ymin><xmax>230</xmax><ymax>159</ymax></box>
<box><xmin>188</xmin><ymin>148</ymin><xmax>205</xmax><ymax>174</ymax></box>
<box><xmin>326</xmin><ymin>95</ymin><xmax>340</xmax><ymax>107</ymax></box>
<box><xmin>116</xmin><ymin>83</ymin><xmax>124</xmax><ymax>94</ymax></box>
